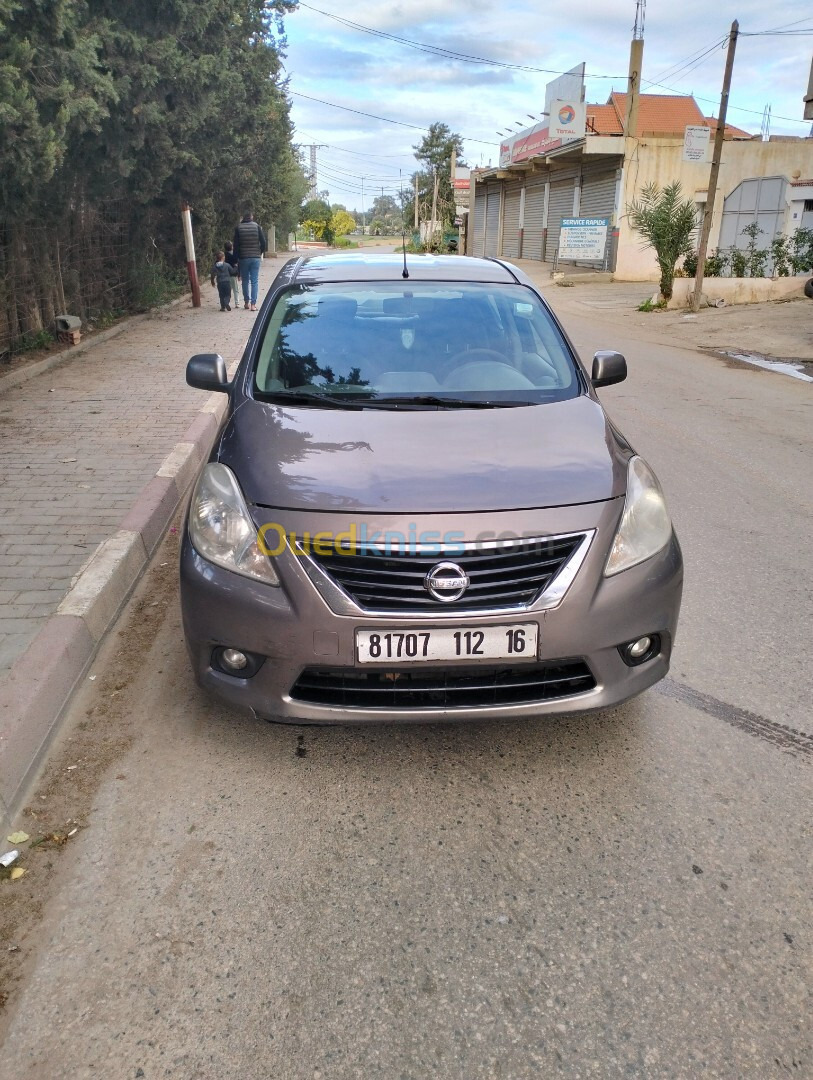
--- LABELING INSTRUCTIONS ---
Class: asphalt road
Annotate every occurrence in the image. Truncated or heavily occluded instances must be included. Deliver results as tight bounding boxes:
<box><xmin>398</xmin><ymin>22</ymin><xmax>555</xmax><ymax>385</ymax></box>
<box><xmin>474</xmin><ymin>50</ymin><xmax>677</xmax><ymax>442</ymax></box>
<box><xmin>2</xmin><ymin>303</ymin><xmax>811</xmax><ymax>1078</ymax></box>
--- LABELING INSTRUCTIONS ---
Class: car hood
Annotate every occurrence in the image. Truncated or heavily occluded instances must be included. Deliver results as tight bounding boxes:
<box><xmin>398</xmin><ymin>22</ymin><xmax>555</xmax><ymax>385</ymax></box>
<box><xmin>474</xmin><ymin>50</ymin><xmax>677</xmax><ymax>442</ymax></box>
<box><xmin>218</xmin><ymin>395</ymin><xmax>629</xmax><ymax>513</ymax></box>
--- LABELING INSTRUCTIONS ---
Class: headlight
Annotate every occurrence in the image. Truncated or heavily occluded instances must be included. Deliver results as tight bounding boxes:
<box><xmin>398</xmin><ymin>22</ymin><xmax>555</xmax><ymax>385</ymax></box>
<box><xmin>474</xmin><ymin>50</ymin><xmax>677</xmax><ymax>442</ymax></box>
<box><xmin>605</xmin><ymin>456</ymin><xmax>673</xmax><ymax>576</ymax></box>
<box><xmin>188</xmin><ymin>463</ymin><xmax>279</xmax><ymax>585</ymax></box>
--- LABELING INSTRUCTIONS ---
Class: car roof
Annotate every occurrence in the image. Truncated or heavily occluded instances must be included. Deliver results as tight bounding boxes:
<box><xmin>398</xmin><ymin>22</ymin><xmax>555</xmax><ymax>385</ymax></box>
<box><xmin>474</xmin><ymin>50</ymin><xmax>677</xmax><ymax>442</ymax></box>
<box><xmin>285</xmin><ymin>252</ymin><xmax>522</xmax><ymax>285</ymax></box>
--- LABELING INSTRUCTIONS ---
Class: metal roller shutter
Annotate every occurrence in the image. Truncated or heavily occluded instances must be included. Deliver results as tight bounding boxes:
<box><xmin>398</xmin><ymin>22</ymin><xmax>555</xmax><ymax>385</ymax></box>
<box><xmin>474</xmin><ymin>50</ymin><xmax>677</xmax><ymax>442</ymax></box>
<box><xmin>501</xmin><ymin>183</ymin><xmax>523</xmax><ymax>258</ymax></box>
<box><xmin>579</xmin><ymin>170</ymin><xmax>617</xmax><ymax>220</ymax></box>
<box><xmin>575</xmin><ymin>169</ymin><xmax>617</xmax><ymax>266</ymax></box>
<box><xmin>522</xmin><ymin>183</ymin><xmax>545</xmax><ymax>260</ymax></box>
<box><xmin>484</xmin><ymin>186</ymin><xmax>501</xmax><ymax>256</ymax></box>
<box><xmin>545</xmin><ymin>179</ymin><xmax>576</xmax><ymax>261</ymax></box>
<box><xmin>473</xmin><ymin>191</ymin><xmax>486</xmax><ymax>257</ymax></box>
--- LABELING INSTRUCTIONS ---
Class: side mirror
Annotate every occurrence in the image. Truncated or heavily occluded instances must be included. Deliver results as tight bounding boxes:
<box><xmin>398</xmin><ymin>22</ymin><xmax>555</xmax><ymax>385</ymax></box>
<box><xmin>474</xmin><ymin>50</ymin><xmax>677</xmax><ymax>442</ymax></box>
<box><xmin>591</xmin><ymin>350</ymin><xmax>627</xmax><ymax>388</ymax></box>
<box><xmin>186</xmin><ymin>353</ymin><xmax>230</xmax><ymax>393</ymax></box>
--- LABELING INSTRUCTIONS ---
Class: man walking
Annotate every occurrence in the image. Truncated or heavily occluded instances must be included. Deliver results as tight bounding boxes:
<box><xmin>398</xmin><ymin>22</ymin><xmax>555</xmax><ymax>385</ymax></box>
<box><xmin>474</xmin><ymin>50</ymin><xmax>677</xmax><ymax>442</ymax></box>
<box><xmin>233</xmin><ymin>211</ymin><xmax>267</xmax><ymax>311</ymax></box>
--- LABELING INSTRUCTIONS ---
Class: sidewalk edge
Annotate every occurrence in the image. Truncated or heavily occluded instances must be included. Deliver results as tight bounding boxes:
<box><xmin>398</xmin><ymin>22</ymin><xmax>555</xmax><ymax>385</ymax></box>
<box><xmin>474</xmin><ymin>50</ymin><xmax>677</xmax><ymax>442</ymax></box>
<box><xmin>0</xmin><ymin>392</ymin><xmax>226</xmax><ymax>832</ymax></box>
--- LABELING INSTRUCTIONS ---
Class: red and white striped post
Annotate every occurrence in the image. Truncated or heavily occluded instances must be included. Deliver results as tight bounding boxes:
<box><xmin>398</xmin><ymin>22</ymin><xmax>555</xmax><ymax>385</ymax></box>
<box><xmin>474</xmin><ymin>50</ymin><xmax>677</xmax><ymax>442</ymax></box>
<box><xmin>181</xmin><ymin>201</ymin><xmax>202</xmax><ymax>308</ymax></box>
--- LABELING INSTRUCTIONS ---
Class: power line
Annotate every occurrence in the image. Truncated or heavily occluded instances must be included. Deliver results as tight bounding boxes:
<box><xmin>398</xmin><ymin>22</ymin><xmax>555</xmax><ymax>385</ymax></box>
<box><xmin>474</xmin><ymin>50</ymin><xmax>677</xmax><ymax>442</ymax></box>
<box><xmin>741</xmin><ymin>28</ymin><xmax>813</xmax><ymax>36</ymax></box>
<box><xmin>295</xmin><ymin>130</ymin><xmax>413</xmax><ymax>165</ymax></box>
<box><xmin>646</xmin><ymin>78</ymin><xmax>811</xmax><ymax>124</ymax></box>
<box><xmin>752</xmin><ymin>16</ymin><xmax>813</xmax><ymax>32</ymax></box>
<box><xmin>296</xmin><ymin>2</ymin><xmax>626</xmax><ymax>79</ymax></box>
<box><xmin>644</xmin><ymin>35</ymin><xmax>727</xmax><ymax>88</ymax></box>
<box><xmin>290</xmin><ymin>90</ymin><xmax>497</xmax><ymax>144</ymax></box>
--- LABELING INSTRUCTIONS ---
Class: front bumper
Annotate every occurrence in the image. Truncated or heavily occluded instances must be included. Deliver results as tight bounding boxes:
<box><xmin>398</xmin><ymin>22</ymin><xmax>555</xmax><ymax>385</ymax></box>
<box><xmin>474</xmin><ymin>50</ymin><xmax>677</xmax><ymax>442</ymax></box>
<box><xmin>180</xmin><ymin>501</ymin><xmax>683</xmax><ymax>724</ymax></box>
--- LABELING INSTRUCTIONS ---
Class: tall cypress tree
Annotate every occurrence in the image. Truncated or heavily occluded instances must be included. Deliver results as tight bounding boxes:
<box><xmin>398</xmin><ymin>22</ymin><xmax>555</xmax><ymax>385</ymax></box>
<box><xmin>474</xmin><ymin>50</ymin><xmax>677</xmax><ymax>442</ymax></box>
<box><xmin>0</xmin><ymin>0</ymin><xmax>306</xmax><ymax>345</ymax></box>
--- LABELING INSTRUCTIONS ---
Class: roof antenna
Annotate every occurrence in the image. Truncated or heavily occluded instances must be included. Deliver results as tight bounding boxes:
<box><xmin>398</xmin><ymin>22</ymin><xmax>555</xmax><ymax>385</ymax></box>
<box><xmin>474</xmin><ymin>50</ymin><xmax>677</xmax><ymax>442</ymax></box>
<box><xmin>399</xmin><ymin>169</ymin><xmax>409</xmax><ymax>278</ymax></box>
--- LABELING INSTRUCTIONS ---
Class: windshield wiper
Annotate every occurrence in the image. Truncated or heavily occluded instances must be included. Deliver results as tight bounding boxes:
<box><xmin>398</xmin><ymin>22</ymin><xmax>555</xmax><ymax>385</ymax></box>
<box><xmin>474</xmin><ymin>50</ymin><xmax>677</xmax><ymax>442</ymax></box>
<box><xmin>363</xmin><ymin>395</ymin><xmax>529</xmax><ymax>409</ymax></box>
<box><xmin>257</xmin><ymin>391</ymin><xmax>366</xmax><ymax>409</ymax></box>
<box><xmin>257</xmin><ymin>391</ymin><xmax>530</xmax><ymax>410</ymax></box>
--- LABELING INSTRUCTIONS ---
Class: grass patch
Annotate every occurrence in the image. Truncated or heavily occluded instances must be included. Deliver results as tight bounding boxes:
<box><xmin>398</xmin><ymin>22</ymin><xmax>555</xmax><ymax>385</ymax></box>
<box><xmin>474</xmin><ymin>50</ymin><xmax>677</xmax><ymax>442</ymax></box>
<box><xmin>638</xmin><ymin>296</ymin><xmax>666</xmax><ymax>312</ymax></box>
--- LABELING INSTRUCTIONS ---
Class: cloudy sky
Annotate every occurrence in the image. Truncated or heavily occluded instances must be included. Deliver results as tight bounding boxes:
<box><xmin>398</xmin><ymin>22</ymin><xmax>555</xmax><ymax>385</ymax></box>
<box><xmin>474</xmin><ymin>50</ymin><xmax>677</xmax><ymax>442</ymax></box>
<box><xmin>281</xmin><ymin>1</ymin><xmax>812</xmax><ymax>211</ymax></box>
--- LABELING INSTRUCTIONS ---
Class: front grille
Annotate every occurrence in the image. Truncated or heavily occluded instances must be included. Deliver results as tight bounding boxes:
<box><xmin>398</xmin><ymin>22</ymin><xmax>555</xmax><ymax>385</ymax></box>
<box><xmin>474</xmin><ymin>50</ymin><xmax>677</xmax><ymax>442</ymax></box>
<box><xmin>290</xmin><ymin>660</ymin><xmax>596</xmax><ymax>709</ymax></box>
<box><xmin>308</xmin><ymin>534</ymin><xmax>586</xmax><ymax>612</ymax></box>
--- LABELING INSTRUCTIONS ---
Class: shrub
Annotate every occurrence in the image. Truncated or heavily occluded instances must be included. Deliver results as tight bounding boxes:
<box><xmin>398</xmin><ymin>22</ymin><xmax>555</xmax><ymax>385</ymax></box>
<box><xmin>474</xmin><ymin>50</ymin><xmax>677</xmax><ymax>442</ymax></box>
<box><xmin>626</xmin><ymin>182</ymin><xmax>697</xmax><ymax>300</ymax></box>
<box><xmin>741</xmin><ymin>222</ymin><xmax>768</xmax><ymax>278</ymax></box>
<box><xmin>705</xmin><ymin>248</ymin><xmax>729</xmax><ymax>278</ymax></box>
<box><xmin>128</xmin><ymin>254</ymin><xmax>186</xmax><ymax>313</ymax></box>
<box><xmin>730</xmin><ymin>248</ymin><xmax>747</xmax><ymax>278</ymax></box>
<box><xmin>790</xmin><ymin>228</ymin><xmax>813</xmax><ymax>274</ymax></box>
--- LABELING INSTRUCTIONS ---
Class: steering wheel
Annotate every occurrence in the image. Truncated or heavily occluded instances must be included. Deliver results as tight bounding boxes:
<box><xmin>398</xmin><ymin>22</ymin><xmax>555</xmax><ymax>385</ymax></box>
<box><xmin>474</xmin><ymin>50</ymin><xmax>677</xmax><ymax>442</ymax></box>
<box><xmin>440</xmin><ymin>348</ymin><xmax>512</xmax><ymax>382</ymax></box>
<box><xmin>441</xmin><ymin>349</ymin><xmax>534</xmax><ymax>390</ymax></box>
<box><xmin>445</xmin><ymin>348</ymin><xmax>511</xmax><ymax>369</ymax></box>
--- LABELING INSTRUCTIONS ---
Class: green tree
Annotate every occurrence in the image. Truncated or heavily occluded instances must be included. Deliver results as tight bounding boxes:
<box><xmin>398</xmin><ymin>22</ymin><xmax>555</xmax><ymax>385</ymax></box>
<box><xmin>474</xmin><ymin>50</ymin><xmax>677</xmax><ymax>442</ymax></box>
<box><xmin>331</xmin><ymin>209</ymin><xmax>356</xmax><ymax>237</ymax></box>
<box><xmin>370</xmin><ymin>194</ymin><xmax>401</xmax><ymax>233</ymax></box>
<box><xmin>626</xmin><ymin>182</ymin><xmax>697</xmax><ymax>301</ymax></box>
<box><xmin>300</xmin><ymin>197</ymin><xmax>333</xmax><ymax>240</ymax></box>
<box><xmin>406</xmin><ymin>122</ymin><xmax>465</xmax><ymax>232</ymax></box>
<box><xmin>0</xmin><ymin>0</ymin><xmax>117</xmax><ymax>217</ymax></box>
<box><xmin>0</xmin><ymin>0</ymin><xmax>307</xmax><ymax>349</ymax></box>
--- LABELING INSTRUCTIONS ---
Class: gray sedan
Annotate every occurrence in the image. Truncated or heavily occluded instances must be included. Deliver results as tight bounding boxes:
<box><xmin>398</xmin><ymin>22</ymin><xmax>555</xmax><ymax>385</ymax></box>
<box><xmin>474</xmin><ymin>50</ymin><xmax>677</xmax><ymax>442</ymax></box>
<box><xmin>181</xmin><ymin>253</ymin><xmax>682</xmax><ymax>723</ymax></box>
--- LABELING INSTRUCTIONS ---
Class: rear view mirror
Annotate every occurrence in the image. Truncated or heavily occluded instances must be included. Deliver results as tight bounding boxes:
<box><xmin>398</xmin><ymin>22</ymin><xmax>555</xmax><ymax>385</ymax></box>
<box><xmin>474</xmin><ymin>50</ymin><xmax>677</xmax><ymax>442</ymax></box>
<box><xmin>591</xmin><ymin>351</ymin><xmax>627</xmax><ymax>388</ymax></box>
<box><xmin>187</xmin><ymin>353</ymin><xmax>230</xmax><ymax>393</ymax></box>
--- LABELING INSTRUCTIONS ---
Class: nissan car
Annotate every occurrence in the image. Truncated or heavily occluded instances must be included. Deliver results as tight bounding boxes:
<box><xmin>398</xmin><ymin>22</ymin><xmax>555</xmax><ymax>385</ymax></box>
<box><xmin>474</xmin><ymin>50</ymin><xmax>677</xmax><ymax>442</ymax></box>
<box><xmin>180</xmin><ymin>253</ymin><xmax>682</xmax><ymax>723</ymax></box>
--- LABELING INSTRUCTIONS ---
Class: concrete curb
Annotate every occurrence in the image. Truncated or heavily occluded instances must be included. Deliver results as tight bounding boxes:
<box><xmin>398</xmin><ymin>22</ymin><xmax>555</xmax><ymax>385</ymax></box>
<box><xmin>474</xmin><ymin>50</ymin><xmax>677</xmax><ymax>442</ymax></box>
<box><xmin>0</xmin><ymin>294</ymin><xmax>191</xmax><ymax>395</ymax></box>
<box><xmin>0</xmin><ymin>392</ymin><xmax>228</xmax><ymax>832</ymax></box>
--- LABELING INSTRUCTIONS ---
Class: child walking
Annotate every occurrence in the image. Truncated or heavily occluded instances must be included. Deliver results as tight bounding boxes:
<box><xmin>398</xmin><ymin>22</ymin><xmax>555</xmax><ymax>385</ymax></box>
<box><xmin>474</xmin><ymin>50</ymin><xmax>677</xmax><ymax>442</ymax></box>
<box><xmin>210</xmin><ymin>251</ymin><xmax>236</xmax><ymax>311</ymax></box>
<box><xmin>224</xmin><ymin>241</ymin><xmax>240</xmax><ymax>311</ymax></box>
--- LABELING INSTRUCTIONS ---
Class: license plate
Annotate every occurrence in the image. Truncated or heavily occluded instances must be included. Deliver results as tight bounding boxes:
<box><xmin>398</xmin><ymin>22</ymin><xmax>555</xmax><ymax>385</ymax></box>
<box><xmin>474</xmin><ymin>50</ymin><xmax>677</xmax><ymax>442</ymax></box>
<box><xmin>356</xmin><ymin>623</ymin><xmax>538</xmax><ymax>664</ymax></box>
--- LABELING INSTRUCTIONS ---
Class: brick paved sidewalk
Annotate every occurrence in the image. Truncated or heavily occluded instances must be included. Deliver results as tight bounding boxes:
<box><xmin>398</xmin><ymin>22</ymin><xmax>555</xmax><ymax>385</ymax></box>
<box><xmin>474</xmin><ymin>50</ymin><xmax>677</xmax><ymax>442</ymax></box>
<box><xmin>0</xmin><ymin>260</ymin><xmax>281</xmax><ymax>674</ymax></box>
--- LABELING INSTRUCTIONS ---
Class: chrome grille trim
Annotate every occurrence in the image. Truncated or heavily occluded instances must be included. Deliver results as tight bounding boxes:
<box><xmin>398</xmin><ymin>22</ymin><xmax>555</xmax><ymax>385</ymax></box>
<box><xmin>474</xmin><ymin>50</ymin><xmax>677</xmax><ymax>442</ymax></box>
<box><xmin>295</xmin><ymin>530</ymin><xmax>595</xmax><ymax>619</ymax></box>
<box><xmin>290</xmin><ymin>659</ymin><xmax>597</xmax><ymax>709</ymax></box>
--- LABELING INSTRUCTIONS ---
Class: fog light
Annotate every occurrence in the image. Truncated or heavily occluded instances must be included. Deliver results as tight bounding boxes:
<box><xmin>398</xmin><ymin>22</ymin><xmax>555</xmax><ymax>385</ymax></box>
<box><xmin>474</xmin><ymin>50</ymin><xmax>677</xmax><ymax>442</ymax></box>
<box><xmin>628</xmin><ymin>636</ymin><xmax>651</xmax><ymax>659</ymax></box>
<box><xmin>211</xmin><ymin>646</ymin><xmax>264</xmax><ymax>678</ymax></box>
<box><xmin>222</xmin><ymin>648</ymin><xmax>248</xmax><ymax>671</ymax></box>
<box><xmin>618</xmin><ymin>633</ymin><xmax>661</xmax><ymax>667</ymax></box>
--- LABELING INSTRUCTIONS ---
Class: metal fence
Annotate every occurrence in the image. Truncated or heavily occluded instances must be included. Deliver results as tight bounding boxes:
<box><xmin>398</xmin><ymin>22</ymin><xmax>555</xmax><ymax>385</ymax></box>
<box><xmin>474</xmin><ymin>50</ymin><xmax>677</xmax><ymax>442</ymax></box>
<box><xmin>0</xmin><ymin>200</ymin><xmax>129</xmax><ymax>359</ymax></box>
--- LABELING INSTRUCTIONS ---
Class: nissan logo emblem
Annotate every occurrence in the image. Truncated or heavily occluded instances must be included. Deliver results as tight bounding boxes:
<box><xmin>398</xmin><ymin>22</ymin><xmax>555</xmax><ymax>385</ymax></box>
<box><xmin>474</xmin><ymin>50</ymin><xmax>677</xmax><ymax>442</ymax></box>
<box><xmin>424</xmin><ymin>561</ymin><xmax>470</xmax><ymax>603</ymax></box>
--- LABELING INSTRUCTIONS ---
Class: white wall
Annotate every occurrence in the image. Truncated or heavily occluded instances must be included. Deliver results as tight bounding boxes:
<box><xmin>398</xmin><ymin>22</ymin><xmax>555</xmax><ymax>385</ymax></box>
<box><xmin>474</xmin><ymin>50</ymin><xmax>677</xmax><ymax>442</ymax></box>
<box><xmin>614</xmin><ymin>136</ymin><xmax>813</xmax><ymax>281</ymax></box>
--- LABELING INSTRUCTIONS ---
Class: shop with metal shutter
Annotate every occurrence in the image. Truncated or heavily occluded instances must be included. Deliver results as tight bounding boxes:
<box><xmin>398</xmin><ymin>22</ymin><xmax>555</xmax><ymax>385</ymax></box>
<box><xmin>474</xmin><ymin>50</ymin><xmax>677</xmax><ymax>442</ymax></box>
<box><xmin>579</xmin><ymin>169</ymin><xmax>617</xmax><ymax>220</ymax></box>
<box><xmin>484</xmin><ymin>186</ymin><xmax>501</xmax><ymax>256</ymax></box>
<box><xmin>575</xmin><ymin>167</ymin><xmax>618</xmax><ymax>266</ymax></box>
<box><xmin>545</xmin><ymin>177</ymin><xmax>577</xmax><ymax>261</ymax></box>
<box><xmin>500</xmin><ymin>182</ymin><xmax>523</xmax><ymax>258</ymax></box>
<box><xmin>521</xmin><ymin>182</ymin><xmax>546</xmax><ymax>260</ymax></box>
<box><xmin>472</xmin><ymin>191</ymin><xmax>486</xmax><ymax>256</ymax></box>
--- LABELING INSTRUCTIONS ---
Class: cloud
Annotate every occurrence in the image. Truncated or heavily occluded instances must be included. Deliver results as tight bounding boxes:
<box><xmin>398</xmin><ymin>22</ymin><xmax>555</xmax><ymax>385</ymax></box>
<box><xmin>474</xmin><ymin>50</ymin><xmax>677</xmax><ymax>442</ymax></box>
<box><xmin>284</xmin><ymin>0</ymin><xmax>812</xmax><ymax>205</ymax></box>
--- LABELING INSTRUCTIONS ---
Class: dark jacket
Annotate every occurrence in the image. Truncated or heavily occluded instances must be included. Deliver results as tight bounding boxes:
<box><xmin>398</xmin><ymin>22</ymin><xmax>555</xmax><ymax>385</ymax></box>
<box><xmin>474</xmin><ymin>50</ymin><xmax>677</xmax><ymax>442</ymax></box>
<box><xmin>211</xmin><ymin>259</ymin><xmax>236</xmax><ymax>286</ymax></box>
<box><xmin>233</xmin><ymin>219</ymin><xmax>267</xmax><ymax>259</ymax></box>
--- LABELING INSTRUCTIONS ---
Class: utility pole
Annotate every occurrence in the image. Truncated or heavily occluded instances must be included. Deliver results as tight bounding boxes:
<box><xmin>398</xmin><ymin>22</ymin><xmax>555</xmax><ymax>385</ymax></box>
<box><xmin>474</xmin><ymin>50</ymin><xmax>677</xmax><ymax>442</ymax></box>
<box><xmin>181</xmin><ymin>201</ymin><xmax>201</xmax><ymax>308</ymax></box>
<box><xmin>414</xmin><ymin>173</ymin><xmax>419</xmax><ymax>231</ymax></box>
<box><xmin>624</xmin><ymin>0</ymin><xmax>645</xmax><ymax>138</ymax></box>
<box><xmin>361</xmin><ymin>176</ymin><xmax>365</xmax><ymax>235</ymax></box>
<box><xmin>295</xmin><ymin>144</ymin><xmax>327</xmax><ymax>200</ymax></box>
<box><xmin>450</xmin><ymin>145</ymin><xmax>457</xmax><ymax>237</ymax></box>
<box><xmin>430</xmin><ymin>166</ymin><xmax>439</xmax><ymax>242</ymax></box>
<box><xmin>691</xmin><ymin>20</ymin><xmax>738</xmax><ymax>313</ymax></box>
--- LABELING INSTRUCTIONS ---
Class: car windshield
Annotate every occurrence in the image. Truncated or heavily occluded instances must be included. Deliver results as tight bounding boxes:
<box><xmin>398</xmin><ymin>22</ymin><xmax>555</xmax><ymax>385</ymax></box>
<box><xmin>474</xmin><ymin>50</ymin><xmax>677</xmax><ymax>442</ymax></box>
<box><xmin>253</xmin><ymin>281</ymin><xmax>580</xmax><ymax>407</ymax></box>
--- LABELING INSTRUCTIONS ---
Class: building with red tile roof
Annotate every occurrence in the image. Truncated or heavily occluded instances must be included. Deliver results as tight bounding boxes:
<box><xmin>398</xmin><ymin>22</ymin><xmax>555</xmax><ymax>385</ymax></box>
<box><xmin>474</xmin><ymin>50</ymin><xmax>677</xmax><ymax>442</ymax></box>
<box><xmin>585</xmin><ymin>92</ymin><xmax>754</xmax><ymax>139</ymax></box>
